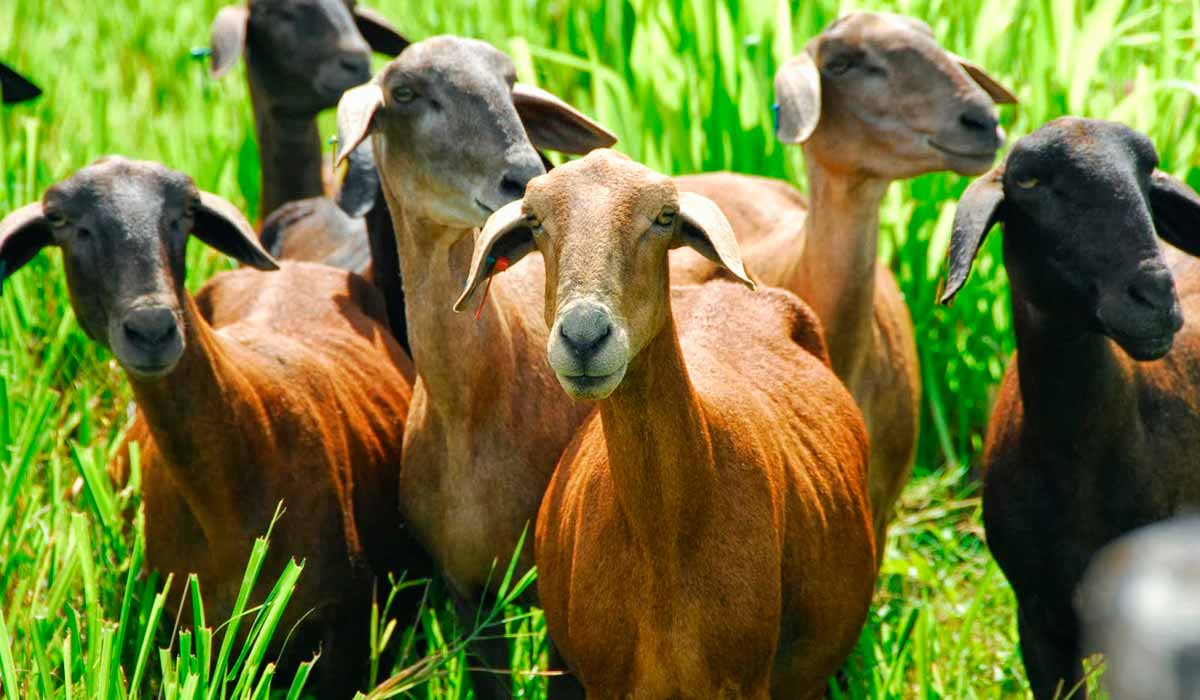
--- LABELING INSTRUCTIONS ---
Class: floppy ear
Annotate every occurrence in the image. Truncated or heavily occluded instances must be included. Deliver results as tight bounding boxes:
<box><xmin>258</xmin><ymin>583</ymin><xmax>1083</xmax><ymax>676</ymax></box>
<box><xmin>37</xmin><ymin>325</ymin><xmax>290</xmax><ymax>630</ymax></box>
<box><xmin>511</xmin><ymin>83</ymin><xmax>617</xmax><ymax>155</ymax></box>
<box><xmin>1149</xmin><ymin>170</ymin><xmax>1200</xmax><ymax>257</ymax></box>
<box><xmin>194</xmin><ymin>191</ymin><xmax>278</xmax><ymax>270</ymax></box>
<box><xmin>0</xmin><ymin>203</ymin><xmax>52</xmax><ymax>293</ymax></box>
<box><xmin>0</xmin><ymin>63</ymin><xmax>42</xmax><ymax>105</ymax></box>
<box><xmin>453</xmin><ymin>200</ymin><xmax>536</xmax><ymax>312</ymax></box>
<box><xmin>210</xmin><ymin>5</ymin><xmax>249</xmax><ymax>79</ymax></box>
<box><xmin>334</xmin><ymin>129</ymin><xmax>381</xmax><ymax>217</ymax></box>
<box><xmin>336</xmin><ymin>83</ymin><xmax>384</xmax><ymax>166</ymax></box>
<box><xmin>774</xmin><ymin>51</ymin><xmax>822</xmax><ymax>144</ymax></box>
<box><xmin>940</xmin><ymin>168</ymin><xmax>1006</xmax><ymax>305</ymax></box>
<box><xmin>353</xmin><ymin>5</ymin><xmax>410</xmax><ymax>56</ymax></box>
<box><xmin>948</xmin><ymin>52</ymin><xmax>1017</xmax><ymax>105</ymax></box>
<box><xmin>673</xmin><ymin>192</ymin><xmax>754</xmax><ymax>289</ymax></box>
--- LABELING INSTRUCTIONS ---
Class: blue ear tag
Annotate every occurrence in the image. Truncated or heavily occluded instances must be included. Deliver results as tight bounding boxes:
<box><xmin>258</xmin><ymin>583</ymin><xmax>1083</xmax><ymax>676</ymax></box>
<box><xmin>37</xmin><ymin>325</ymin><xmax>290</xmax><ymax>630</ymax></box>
<box><xmin>772</xmin><ymin>103</ymin><xmax>781</xmax><ymax>135</ymax></box>
<box><xmin>189</xmin><ymin>47</ymin><xmax>212</xmax><ymax>61</ymax></box>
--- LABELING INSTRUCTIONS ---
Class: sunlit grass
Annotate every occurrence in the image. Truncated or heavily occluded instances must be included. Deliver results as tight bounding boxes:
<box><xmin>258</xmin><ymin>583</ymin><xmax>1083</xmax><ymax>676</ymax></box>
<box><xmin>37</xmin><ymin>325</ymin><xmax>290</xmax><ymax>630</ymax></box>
<box><xmin>3</xmin><ymin>0</ymin><xmax>1196</xmax><ymax>697</ymax></box>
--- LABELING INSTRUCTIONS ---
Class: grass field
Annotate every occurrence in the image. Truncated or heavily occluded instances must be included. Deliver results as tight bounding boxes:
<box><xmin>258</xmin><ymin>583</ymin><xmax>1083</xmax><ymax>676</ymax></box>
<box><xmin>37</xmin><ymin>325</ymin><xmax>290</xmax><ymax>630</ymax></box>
<box><xmin>2</xmin><ymin>0</ymin><xmax>1199</xmax><ymax>697</ymax></box>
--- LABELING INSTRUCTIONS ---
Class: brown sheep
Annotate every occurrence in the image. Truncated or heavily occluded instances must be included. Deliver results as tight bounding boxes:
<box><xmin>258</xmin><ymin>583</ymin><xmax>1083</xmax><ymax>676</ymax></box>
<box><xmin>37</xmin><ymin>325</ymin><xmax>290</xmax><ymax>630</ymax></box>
<box><xmin>673</xmin><ymin>11</ymin><xmax>1016</xmax><ymax>548</ymax></box>
<box><xmin>940</xmin><ymin>118</ymin><xmax>1200</xmax><ymax>699</ymax></box>
<box><xmin>333</xmin><ymin>36</ymin><xmax>615</xmax><ymax>698</ymax></box>
<box><xmin>0</xmin><ymin>157</ymin><xmax>427</xmax><ymax>699</ymax></box>
<box><xmin>456</xmin><ymin>150</ymin><xmax>876</xmax><ymax>698</ymax></box>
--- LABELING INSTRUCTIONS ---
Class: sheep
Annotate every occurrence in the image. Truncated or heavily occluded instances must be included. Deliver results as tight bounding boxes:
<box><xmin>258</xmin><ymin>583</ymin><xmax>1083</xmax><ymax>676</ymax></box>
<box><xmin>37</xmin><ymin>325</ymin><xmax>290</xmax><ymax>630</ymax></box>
<box><xmin>0</xmin><ymin>62</ymin><xmax>41</xmax><ymax>104</ymax></box>
<box><xmin>454</xmin><ymin>149</ymin><xmax>876</xmax><ymax>698</ymax></box>
<box><xmin>672</xmin><ymin>11</ymin><xmax>1017</xmax><ymax>549</ymax></box>
<box><xmin>1077</xmin><ymin>515</ymin><xmax>1200</xmax><ymax>700</ymax></box>
<box><xmin>332</xmin><ymin>35</ymin><xmax>615</xmax><ymax>698</ymax></box>
<box><xmin>0</xmin><ymin>157</ymin><xmax>429</xmax><ymax>699</ymax></box>
<box><xmin>209</xmin><ymin>0</ymin><xmax>408</xmax><ymax>220</ymax></box>
<box><xmin>939</xmin><ymin>117</ymin><xmax>1200</xmax><ymax>699</ymax></box>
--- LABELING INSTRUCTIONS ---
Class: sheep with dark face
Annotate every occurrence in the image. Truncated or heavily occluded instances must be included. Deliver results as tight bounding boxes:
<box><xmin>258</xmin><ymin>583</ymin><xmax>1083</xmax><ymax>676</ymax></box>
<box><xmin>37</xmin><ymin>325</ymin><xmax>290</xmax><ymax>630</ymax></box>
<box><xmin>210</xmin><ymin>0</ymin><xmax>407</xmax><ymax>219</ymax></box>
<box><xmin>941</xmin><ymin>117</ymin><xmax>1200</xmax><ymax>699</ymax></box>
<box><xmin>0</xmin><ymin>157</ymin><xmax>427</xmax><ymax>699</ymax></box>
<box><xmin>0</xmin><ymin>62</ymin><xmax>41</xmax><ymax>104</ymax></box>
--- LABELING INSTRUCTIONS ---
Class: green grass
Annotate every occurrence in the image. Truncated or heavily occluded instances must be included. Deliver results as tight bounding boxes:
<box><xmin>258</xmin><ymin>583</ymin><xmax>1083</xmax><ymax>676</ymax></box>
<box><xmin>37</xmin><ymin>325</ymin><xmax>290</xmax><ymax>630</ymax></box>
<box><xmin>2</xmin><ymin>0</ymin><xmax>1199</xmax><ymax>697</ymax></box>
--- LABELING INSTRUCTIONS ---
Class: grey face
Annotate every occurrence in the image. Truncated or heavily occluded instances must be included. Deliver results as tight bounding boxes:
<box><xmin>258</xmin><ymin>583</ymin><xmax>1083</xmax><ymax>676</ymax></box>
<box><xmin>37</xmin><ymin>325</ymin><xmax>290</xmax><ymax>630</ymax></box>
<box><xmin>0</xmin><ymin>158</ymin><xmax>277</xmax><ymax>381</ymax></box>
<box><xmin>943</xmin><ymin>118</ymin><xmax>1200</xmax><ymax>362</ymax></box>
<box><xmin>247</xmin><ymin>0</ymin><xmax>372</xmax><ymax>112</ymax></box>
<box><xmin>367</xmin><ymin>37</ymin><xmax>547</xmax><ymax>227</ymax></box>
<box><xmin>44</xmin><ymin>161</ymin><xmax>197</xmax><ymax>377</ymax></box>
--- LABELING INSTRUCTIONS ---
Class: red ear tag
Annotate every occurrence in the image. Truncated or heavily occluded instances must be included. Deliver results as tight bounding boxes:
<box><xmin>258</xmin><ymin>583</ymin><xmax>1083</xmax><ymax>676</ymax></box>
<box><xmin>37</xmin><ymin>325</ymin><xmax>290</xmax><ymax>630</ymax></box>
<box><xmin>474</xmin><ymin>255</ymin><xmax>511</xmax><ymax>321</ymax></box>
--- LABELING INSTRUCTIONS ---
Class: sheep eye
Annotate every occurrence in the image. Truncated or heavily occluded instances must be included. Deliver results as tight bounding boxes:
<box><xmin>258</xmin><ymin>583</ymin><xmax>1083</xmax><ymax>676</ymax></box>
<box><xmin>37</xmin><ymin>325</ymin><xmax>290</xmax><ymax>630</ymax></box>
<box><xmin>392</xmin><ymin>86</ymin><xmax>416</xmax><ymax>103</ymax></box>
<box><xmin>825</xmin><ymin>57</ymin><xmax>853</xmax><ymax>76</ymax></box>
<box><xmin>45</xmin><ymin>212</ymin><xmax>67</xmax><ymax>227</ymax></box>
<box><xmin>655</xmin><ymin>208</ymin><xmax>676</xmax><ymax>226</ymax></box>
<box><xmin>528</xmin><ymin>217</ymin><xmax>543</xmax><ymax>235</ymax></box>
<box><xmin>1016</xmin><ymin>176</ymin><xmax>1039</xmax><ymax>190</ymax></box>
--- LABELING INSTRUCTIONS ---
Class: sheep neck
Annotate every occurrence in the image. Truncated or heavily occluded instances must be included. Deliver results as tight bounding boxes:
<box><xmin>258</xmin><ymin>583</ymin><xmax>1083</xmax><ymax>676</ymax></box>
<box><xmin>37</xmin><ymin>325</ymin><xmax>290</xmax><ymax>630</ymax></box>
<box><xmin>126</xmin><ymin>293</ymin><xmax>265</xmax><ymax>552</ymax></box>
<box><xmin>384</xmin><ymin>193</ymin><xmax>521</xmax><ymax>418</ymax></box>
<box><xmin>600</xmin><ymin>313</ymin><xmax>716</xmax><ymax>561</ymax></box>
<box><xmin>792</xmin><ymin>154</ymin><xmax>889</xmax><ymax>382</ymax></box>
<box><xmin>1008</xmin><ymin>284</ymin><xmax>1138</xmax><ymax>452</ymax></box>
<box><xmin>247</xmin><ymin>71</ymin><xmax>325</xmax><ymax>220</ymax></box>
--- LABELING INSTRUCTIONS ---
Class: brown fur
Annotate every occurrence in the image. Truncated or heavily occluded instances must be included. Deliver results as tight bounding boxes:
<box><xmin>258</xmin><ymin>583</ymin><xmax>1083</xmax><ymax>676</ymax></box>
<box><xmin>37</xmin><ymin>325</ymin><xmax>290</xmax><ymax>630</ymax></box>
<box><xmin>474</xmin><ymin>151</ymin><xmax>876</xmax><ymax>697</ymax></box>
<box><xmin>671</xmin><ymin>12</ymin><xmax>1015</xmax><ymax>547</ymax></box>
<box><xmin>131</xmin><ymin>263</ymin><xmax>420</xmax><ymax>693</ymax></box>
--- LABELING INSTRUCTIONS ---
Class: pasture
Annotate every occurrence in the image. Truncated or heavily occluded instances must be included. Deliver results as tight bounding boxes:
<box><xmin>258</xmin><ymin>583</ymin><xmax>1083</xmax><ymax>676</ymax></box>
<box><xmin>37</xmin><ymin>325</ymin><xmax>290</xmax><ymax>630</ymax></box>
<box><xmin>2</xmin><ymin>0</ymin><xmax>1199</xmax><ymax>697</ymax></box>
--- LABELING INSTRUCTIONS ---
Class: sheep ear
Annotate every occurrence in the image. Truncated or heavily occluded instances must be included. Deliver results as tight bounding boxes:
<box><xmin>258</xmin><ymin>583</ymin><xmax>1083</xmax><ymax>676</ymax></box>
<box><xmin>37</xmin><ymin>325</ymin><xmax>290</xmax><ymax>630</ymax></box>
<box><xmin>454</xmin><ymin>200</ymin><xmax>536</xmax><ymax>312</ymax></box>
<box><xmin>0</xmin><ymin>63</ymin><xmax>42</xmax><ymax>104</ymax></box>
<box><xmin>674</xmin><ymin>192</ymin><xmax>754</xmax><ymax>289</ymax></box>
<box><xmin>0</xmin><ymin>203</ymin><xmax>52</xmax><ymax>294</ymax></box>
<box><xmin>210</xmin><ymin>5</ymin><xmax>249</xmax><ymax>79</ymax></box>
<box><xmin>194</xmin><ymin>191</ymin><xmax>279</xmax><ymax>271</ymax></box>
<box><xmin>774</xmin><ymin>51</ymin><xmax>822</xmax><ymax>144</ymax></box>
<box><xmin>334</xmin><ymin>136</ymin><xmax>381</xmax><ymax>217</ymax></box>
<box><xmin>512</xmin><ymin>83</ymin><xmax>617</xmax><ymax>155</ymax></box>
<box><xmin>940</xmin><ymin>168</ymin><xmax>1005</xmax><ymax>305</ymax></box>
<box><xmin>353</xmin><ymin>5</ymin><xmax>410</xmax><ymax>57</ymax></box>
<box><xmin>1149</xmin><ymin>170</ymin><xmax>1200</xmax><ymax>257</ymax></box>
<box><xmin>336</xmin><ymin>83</ymin><xmax>384</xmax><ymax>167</ymax></box>
<box><xmin>947</xmin><ymin>51</ymin><xmax>1018</xmax><ymax>105</ymax></box>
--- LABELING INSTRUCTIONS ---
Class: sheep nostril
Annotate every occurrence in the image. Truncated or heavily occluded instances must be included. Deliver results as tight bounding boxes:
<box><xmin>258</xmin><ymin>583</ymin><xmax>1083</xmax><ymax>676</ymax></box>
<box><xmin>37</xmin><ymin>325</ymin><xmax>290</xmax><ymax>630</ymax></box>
<box><xmin>559</xmin><ymin>309</ymin><xmax>612</xmax><ymax>358</ymax></box>
<box><xmin>960</xmin><ymin>110</ymin><xmax>996</xmax><ymax>134</ymax></box>
<box><xmin>499</xmin><ymin>176</ymin><xmax>528</xmax><ymax>201</ymax></box>
<box><xmin>123</xmin><ymin>307</ymin><xmax>178</xmax><ymax>348</ymax></box>
<box><xmin>338</xmin><ymin>55</ymin><xmax>370</xmax><ymax>79</ymax></box>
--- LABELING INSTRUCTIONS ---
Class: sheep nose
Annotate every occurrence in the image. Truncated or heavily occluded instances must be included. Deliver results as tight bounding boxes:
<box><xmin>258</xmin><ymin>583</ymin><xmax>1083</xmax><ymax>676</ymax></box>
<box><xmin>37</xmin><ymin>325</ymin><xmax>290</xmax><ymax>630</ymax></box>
<box><xmin>498</xmin><ymin>161</ymin><xmax>546</xmax><ymax>202</ymax></box>
<box><xmin>1128</xmin><ymin>266</ymin><xmax>1177</xmax><ymax>313</ymax></box>
<box><xmin>959</xmin><ymin>104</ymin><xmax>999</xmax><ymax>137</ymax></box>
<box><xmin>559</xmin><ymin>304</ymin><xmax>612</xmax><ymax>359</ymax></box>
<box><xmin>123</xmin><ymin>306</ymin><xmax>177</xmax><ymax>350</ymax></box>
<box><xmin>336</xmin><ymin>52</ymin><xmax>371</xmax><ymax>83</ymax></box>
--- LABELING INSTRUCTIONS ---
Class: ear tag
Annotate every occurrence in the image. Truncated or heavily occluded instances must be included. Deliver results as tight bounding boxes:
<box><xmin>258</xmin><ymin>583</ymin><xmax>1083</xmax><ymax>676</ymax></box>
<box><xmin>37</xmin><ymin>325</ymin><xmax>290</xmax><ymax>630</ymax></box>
<box><xmin>772</xmin><ymin>103</ymin><xmax>780</xmax><ymax>135</ymax></box>
<box><xmin>474</xmin><ymin>255</ymin><xmax>510</xmax><ymax>321</ymax></box>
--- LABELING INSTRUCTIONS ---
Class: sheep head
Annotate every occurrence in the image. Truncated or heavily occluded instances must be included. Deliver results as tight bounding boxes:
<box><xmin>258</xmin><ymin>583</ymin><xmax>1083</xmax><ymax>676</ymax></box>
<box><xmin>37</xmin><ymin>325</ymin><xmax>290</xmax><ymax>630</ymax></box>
<box><xmin>942</xmin><ymin>118</ymin><xmax>1200</xmax><ymax>362</ymax></box>
<box><xmin>0</xmin><ymin>158</ymin><xmax>276</xmax><ymax>379</ymax></box>
<box><xmin>455</xmin><ymin>149</ymin><xmax>751</xmax><ymax>400</ymax></box>
<box><xmin>334</xmin><ymin>36</ymin><xmax>616</xmax><ymax>235</ymax></box>
<box><xmin>775</xmin><ymin>11</ymin><xmax>1016</xmax><ymax>180</ymax></box>
<box><xmin>210</xmin><ymin>0</ymin><xmax>408</xmax><ymax>116</ymax></box>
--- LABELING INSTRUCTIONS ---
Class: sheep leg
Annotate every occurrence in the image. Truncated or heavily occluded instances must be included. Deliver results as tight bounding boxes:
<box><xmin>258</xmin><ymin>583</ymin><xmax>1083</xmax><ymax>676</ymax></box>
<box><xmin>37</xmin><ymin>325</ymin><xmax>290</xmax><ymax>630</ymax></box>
<box><xmin>318</xmin><ymin>608</ymin><xmax>371</xmax><ymax>700</ymax></box>
<box><xmin>450</xmin><ymin>589</ymin><xmax>514</xmax><ymax>700</ymax></box>
<box><xmin>546</xmin><ymin>639</ymin><xmax>585</xmax><ymax>699</ymax></box>
<box><xmin>1018</xmin><ymin>607</ymin><xmax>1085</xmax><ymax>700</ymax></box>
